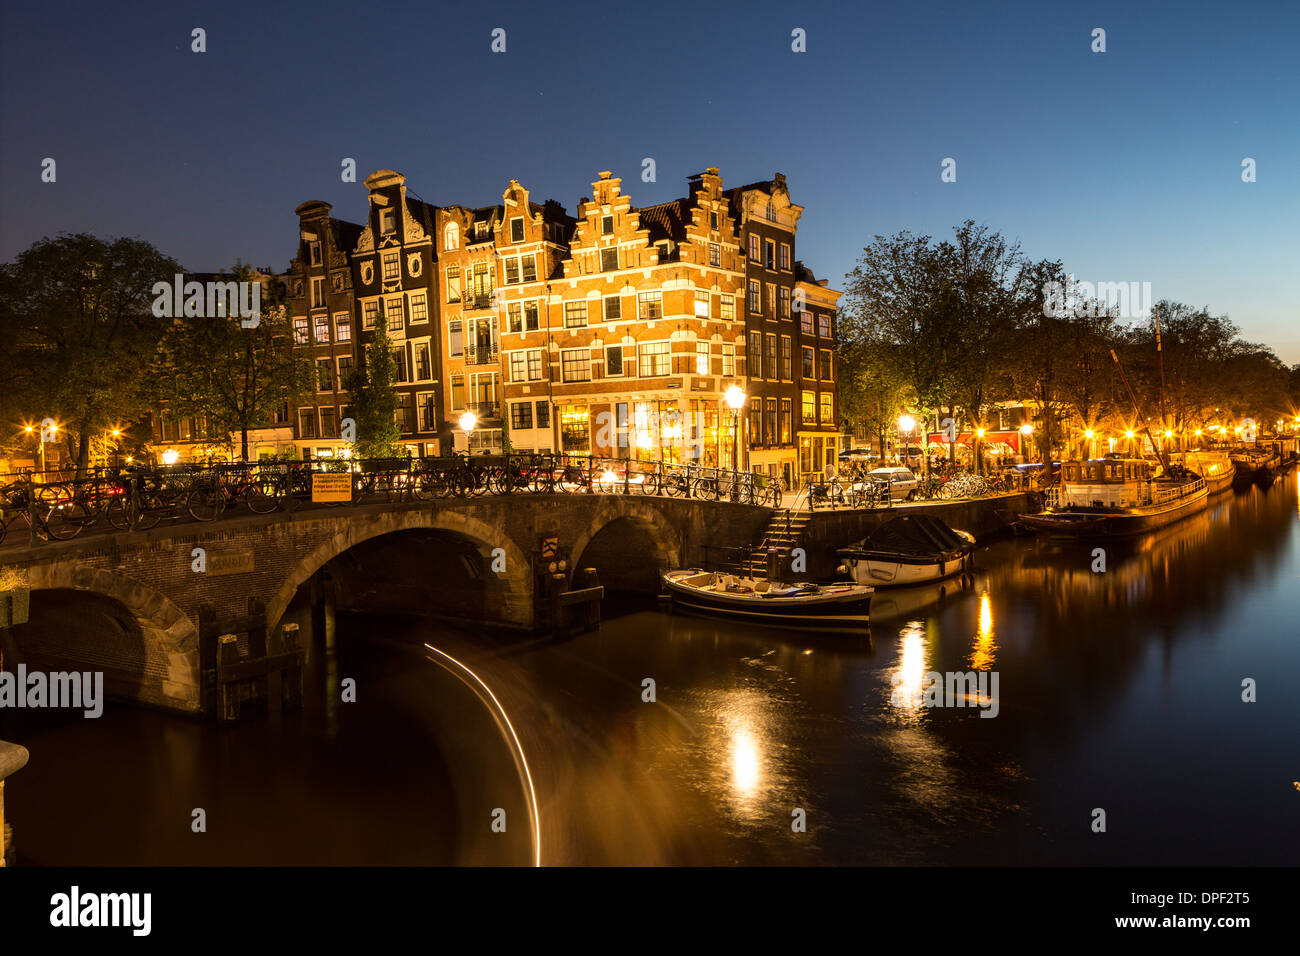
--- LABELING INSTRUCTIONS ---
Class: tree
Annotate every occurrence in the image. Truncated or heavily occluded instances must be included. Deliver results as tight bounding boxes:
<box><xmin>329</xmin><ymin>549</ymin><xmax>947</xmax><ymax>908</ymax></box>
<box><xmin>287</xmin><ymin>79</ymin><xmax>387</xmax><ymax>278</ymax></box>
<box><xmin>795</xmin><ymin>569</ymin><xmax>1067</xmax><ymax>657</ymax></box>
<box><xmin>344</xmin><ymin>323</ymin><xmax>402</xmax><ymax>458</ymax></box>
<box><xmin>836</xmin><ymin>335</ymin><xmax>910</xmax><ymax>458</ymax></box>
<box><xmin>153</xmin><ymin>264</ymin><xmax>312</xmax><ymax>461</ymax></box>
<box><xmin>841</xmin><ymin>230</ymin><xmax>952</xmax><ymax>412</ymax></box>
<box><xmin>0</xmin><ymin>233</ymin><xmax>181</xmax><ymax>474</ymax></box>
<box><xmin>931</xmin><ymin>221</ymin><xmax>1025</xmax><ymax>470</ymax></box>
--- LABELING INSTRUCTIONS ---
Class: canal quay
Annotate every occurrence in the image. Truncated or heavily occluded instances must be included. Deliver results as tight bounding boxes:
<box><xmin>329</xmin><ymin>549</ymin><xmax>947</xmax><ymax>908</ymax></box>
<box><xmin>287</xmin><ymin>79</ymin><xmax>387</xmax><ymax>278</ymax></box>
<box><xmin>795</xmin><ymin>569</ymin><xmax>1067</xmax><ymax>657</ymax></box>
<box><xmin>3</xmin><ymin>468</ymin><xmax>1297</xmax><ymax>867</ymax></box>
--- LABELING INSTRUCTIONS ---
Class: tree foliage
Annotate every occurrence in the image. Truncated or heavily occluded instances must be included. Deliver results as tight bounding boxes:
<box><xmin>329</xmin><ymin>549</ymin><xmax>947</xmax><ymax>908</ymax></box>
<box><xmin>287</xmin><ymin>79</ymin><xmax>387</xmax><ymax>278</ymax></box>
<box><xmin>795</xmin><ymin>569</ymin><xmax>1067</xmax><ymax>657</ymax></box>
<box><xmin>0</xmin><ymin>233</ymin><xmax>181</xmax><ymax>472</ymax></box>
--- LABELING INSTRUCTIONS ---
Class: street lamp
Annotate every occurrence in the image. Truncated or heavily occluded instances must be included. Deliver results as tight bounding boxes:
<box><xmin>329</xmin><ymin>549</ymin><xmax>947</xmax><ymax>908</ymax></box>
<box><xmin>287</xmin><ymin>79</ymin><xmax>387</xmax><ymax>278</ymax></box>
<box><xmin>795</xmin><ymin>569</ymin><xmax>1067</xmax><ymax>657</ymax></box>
<box><xmin>1019</xmin><ymin>423</ymin><xmax>1034</xmax><ymax>464</ymax></box>
<box><xmin>724</xmin><ymin>385</ymin><xmax>745</xmax><ymax>473</ymax></box>
<box><xmin>162</xmin><ymin>449</ymin><xmax>179</xmax><ymax>466</ymax></box>
<box><xmin>459</xmin><ymin>411</ymin><xmax>478</xmax><ymax>453</ymax></box>
<box><xmin>898</xmin><ymin>414</ymin><xmax>916</xmax><ymax>468</ymax></box>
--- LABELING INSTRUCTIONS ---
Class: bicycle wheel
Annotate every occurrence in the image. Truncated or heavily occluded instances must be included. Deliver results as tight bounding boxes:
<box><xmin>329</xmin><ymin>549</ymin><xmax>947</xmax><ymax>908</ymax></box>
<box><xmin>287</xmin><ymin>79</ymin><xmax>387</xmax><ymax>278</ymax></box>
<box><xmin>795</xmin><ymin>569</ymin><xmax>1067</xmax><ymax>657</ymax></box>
<box><xmin>186</xmin><ymin>483</ymin><xmax>224</xmax><ymax>521</ymax></box>
<box><xmin>245</xmin><ymin>478</ymin><xmax>280</xmax><ymax>514</ymax></box>
<box><xmin>636</xmin><ymin>471</ymin><xmax>660</xmax><ymax>495</ymax></box>
<box><xmin>42</xmin><ymin>485</ymin><xmax>90</xmax><ymax>540</ymax></box>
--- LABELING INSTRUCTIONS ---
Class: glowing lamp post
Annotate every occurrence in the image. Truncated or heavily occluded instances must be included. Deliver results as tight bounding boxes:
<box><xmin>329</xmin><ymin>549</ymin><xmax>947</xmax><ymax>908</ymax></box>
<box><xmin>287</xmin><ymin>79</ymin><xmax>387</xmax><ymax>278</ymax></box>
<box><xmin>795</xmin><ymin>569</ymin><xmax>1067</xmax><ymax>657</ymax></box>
<box><xmin>459</xmin><ymin>411</ymin><xmax>478</xmax><ymax>453</ymax></box>
<box><xmin>898</xmin><ymin>414</ymin><xmax>916</xmax><ymax>467</ymax></box>
<box><xmin>1019</xmin><ymin>423</ymin><xmax>1034</xmax><ymax>464</ymax></box>
<box><xmin>724</xmin><ymin>385</ymin><xmax>746</xmax><ymax>473</ymax></box>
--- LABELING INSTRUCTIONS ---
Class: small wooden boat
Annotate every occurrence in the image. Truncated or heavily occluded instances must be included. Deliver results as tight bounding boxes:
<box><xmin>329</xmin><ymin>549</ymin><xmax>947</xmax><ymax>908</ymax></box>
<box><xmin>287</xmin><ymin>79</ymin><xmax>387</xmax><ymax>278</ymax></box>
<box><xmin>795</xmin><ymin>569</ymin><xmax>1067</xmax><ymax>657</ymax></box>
<box><xmin>1018</xmin><ymin>457</ymin><xmax>1209</xmax><ymax>538</ymax></box>
<box><xmin>660</xmin><ymin>570</ymin><xmax>872</xmax><ymax>628</ymax></box>
<box><xmin>835</xmin><ymin>515</ymin><xmax>975</xmax><ymax>587</ymax></box>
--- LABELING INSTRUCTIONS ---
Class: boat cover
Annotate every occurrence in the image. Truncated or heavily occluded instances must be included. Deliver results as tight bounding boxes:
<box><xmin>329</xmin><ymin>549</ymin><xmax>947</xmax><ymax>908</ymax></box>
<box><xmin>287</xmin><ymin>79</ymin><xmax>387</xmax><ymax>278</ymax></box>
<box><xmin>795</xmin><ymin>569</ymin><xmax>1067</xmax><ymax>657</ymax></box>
<box><xmin>846</xmin><ymin>515</ymin><xmax>971</xmax><ymax>556</ymax></box>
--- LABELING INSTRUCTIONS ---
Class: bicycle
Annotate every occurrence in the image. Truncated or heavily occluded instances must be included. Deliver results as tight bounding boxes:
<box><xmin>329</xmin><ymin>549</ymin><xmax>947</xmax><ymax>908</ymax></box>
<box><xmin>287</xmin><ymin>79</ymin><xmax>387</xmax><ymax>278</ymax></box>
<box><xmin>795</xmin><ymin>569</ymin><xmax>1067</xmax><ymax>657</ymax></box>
<box><xmin>0</xmin><ymin>478</ymin><xmax>93</xmax><ymax>543</ymax></box>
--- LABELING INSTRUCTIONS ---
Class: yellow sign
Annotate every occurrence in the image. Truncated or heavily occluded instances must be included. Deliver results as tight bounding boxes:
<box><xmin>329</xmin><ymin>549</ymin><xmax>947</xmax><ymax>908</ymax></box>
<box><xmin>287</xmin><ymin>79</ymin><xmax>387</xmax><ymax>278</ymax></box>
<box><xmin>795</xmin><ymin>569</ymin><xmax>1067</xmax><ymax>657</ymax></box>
<box><xmin>540</xmin><ymin>535</ymin><xmax>558</xmax><ymax>560</ymax></box>
<box><xmin>312</xmin><ymin>472</ymin><xmax>353</xmax><ymax>503</ymax></box>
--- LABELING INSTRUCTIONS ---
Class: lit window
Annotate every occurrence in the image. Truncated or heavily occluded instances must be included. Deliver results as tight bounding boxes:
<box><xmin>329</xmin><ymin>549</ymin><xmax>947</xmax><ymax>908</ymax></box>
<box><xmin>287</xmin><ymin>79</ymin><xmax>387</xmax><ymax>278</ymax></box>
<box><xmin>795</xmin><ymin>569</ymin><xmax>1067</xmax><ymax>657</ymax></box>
<box><xmin>696</xmin><ymin>342</ymin><xmax>710</xmax><ymax>375</ymax></box>
<box><xmin>561</xmin><ymin>348</ymin><xmax>591</xmax><ymax>382</ymax></box>
<box><xmin>382</xmin><ymin>251</ymin><xmax>399</xmax><ymax>280</ymax></box>
<box><xmin>564</xmin><ymin>301</ymin><xmax>587</xmax><ymax>328</ymax></box>
<box><xmin>445</xmin><ymin>222</ymin><xmax>459</xmax><ymax>250</ymax></box>
<box><xmin>694</xmin><ymin>291</ymin><xmax>709</xmax><ymax>318</ymax></box>
<box><xmin>637</xmin><ymin>291</ymin><xmax>662</xmax><ymax>320</ymax></box>
<box><xmin>638</xmin><ymin>342</ymin><xmax>670</xmax><ymax>377</ymax></box>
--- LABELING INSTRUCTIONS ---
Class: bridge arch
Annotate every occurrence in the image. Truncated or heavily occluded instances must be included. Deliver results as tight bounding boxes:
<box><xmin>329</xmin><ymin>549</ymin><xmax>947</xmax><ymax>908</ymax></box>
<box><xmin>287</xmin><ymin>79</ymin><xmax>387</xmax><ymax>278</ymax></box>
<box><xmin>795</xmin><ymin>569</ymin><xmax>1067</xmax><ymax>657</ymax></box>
<box><xmin>570</xmin><ymin>499</ymin><xmax>686</xmax><ymax>593</ymax></box>
<box><xmin>16</xmin><ymin>562</ymin><xmax>202</xmax><ymax>711</ymax></box>
<box><xmin>265</xmin><ymin>508</ymin><xmax>534</xmax><ymax>635</ymax></box>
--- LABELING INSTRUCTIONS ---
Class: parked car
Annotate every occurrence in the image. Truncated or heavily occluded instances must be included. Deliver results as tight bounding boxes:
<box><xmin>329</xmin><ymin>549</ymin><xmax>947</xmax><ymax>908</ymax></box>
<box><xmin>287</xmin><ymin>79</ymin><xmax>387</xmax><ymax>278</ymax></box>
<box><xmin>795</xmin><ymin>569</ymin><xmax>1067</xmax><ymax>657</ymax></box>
<box><xmin>864</xmin><ymin>466</ymin><xmax>919</xmax><ymax>501</ymax></box>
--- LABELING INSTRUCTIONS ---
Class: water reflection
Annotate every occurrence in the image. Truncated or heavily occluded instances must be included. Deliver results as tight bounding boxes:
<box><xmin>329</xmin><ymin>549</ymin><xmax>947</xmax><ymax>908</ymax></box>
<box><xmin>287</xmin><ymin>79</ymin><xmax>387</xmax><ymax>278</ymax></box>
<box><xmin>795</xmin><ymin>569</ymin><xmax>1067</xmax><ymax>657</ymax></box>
<box><xmin>970</xmin><ymin>592</ymin><xmax>997</xmax><ymax>670</ymax></box>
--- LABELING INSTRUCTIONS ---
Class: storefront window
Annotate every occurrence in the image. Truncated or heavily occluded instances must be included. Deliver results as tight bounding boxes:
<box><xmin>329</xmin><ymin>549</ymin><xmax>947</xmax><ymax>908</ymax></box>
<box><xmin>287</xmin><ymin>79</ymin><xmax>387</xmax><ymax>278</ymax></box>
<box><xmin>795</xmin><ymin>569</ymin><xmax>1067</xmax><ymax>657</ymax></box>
<box><xmin>560</xmin><ymin>405</ymin><xmax>590</xmax><ymax>452</ymax></box>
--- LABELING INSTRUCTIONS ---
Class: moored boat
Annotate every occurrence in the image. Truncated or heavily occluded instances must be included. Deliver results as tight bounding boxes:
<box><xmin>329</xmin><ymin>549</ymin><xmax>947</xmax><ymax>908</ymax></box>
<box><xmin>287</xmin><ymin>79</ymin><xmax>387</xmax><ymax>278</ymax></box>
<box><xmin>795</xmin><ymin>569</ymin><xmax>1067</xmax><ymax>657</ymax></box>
<box><xmin>835</xmin><ymin>514</ymin><xmax>975</xmax><ymax>588</ymax></box>
<box><xmin>1229</xmin><ymin>447</ymin><xmax>1280</xmax><ymax>480</ymax></box>
<box><xmin>1018</xmin><ymin>457</ymin><xmax>1209</xmax><ymax>537</ymax></box>
<box><xmin>660</xmin><ymin>569</ymin><xmax>872</xmax><ymax>628</ymax></box>
<box><xmin>1181</xmin><ymin>449</ymin><xmax>1236</xmax><ymax>494</ymax></box>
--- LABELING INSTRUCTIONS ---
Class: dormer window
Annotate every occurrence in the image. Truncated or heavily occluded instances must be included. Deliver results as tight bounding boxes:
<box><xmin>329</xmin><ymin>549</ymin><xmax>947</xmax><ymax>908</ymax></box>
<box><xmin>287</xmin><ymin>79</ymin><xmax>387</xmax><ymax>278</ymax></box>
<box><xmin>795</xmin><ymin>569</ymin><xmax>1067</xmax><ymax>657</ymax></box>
<box><xmin>510</xmin><ymin>217</ymin><xmax>525</xmax><ymax>243</ymax></box>
<box><xmin>474</xmin><ymin>221</ymin><xmax>487</xmax><ymax>239</ymax></box>
<box><xmin>380</xmin><ymin>209</ymin><xmax>396</xmax><ymax>235</ymax></box>
<box><xmin>445</xmin><ymin>222</ymin><xmax>460</xmax><ymax>251</ymax></box>
<box><xmin>601</xmin><ymin>215</ymin><xmax>614</xmax><ymax>235</ymax></box>
<box><xmin>709</xmin><ymin>211</ymin><xmax>718</xmax><ymax>230</ymax></box>
<box><xmin>309</xmin><ymin>241</ymin><xmax>322</xmax><ymax>266</ymax></box>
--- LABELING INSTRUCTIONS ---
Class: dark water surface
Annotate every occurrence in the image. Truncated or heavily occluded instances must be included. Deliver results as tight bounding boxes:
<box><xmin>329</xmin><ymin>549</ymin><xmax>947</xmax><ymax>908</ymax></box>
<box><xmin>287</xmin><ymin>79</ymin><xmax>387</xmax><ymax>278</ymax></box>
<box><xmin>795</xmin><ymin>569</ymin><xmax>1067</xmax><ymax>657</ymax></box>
<box><xmin>7</xmin><ymin>473</ymin><xmax>1299</xmax><ymax>865</ymax></box>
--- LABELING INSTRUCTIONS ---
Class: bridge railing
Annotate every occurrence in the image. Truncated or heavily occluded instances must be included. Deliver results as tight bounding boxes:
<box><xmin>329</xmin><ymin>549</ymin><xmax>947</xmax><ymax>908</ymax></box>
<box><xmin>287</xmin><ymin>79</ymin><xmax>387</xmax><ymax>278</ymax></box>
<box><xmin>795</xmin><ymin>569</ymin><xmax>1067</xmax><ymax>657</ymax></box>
<box><xmin>0</xmin><ymin>453</ymin><xmax>783</xmax><ymax>549</ymax></box>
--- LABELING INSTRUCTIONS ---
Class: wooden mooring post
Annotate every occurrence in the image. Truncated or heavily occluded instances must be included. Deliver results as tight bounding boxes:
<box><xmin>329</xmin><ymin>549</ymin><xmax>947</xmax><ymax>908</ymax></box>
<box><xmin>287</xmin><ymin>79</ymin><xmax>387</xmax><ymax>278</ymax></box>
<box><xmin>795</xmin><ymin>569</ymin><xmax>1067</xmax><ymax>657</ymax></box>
<box><xmin>201</xmin><ymin>599</ymin><xmax>305</xmax><ymax>723</ymax></box>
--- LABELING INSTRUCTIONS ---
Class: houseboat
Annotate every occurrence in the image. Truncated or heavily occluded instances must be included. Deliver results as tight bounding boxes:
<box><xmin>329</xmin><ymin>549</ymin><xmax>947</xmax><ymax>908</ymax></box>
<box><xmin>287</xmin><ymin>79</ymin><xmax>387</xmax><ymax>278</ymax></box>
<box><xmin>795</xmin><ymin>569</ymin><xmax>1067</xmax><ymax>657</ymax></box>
<box><xmin>1181</xmin><ymin>449</ymin><xmax>1236</xmax><ymax>495</ymax></box>
<box><xmin>1230</xmin><ymin>446</ymin><xmax>1281</xmax><ymax>481</ymax></box>
<box><xmin>1019</xmin><ymin>456</ymin><xmax>1208</xmax><ymax>537</ymax></box>
<box><xmin>835</xmin><ymin>515</ymin><xmax>976</xmax><ymax>588</ymax></box>
<box><xmin>660</xmin><ymin>570</ymin><xmax>872</xmax><ymax>628</ymax></box>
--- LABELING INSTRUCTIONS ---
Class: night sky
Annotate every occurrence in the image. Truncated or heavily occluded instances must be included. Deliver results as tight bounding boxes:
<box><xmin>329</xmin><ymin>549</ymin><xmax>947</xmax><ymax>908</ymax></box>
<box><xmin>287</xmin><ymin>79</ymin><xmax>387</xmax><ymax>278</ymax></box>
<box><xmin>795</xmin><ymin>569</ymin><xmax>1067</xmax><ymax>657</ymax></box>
<box><xmin>2</xmin><ymin>0</ymin><xmax>1296</xmax><ymax>359</ymax></box>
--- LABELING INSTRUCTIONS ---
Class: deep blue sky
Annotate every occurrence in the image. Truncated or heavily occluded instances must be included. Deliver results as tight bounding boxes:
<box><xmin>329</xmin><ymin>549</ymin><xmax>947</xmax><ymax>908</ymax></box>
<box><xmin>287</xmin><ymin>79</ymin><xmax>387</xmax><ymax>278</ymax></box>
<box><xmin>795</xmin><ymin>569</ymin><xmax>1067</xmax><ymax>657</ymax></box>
<box><xmin>2</xmin><ymin>0</ymin><xmax>1296</xmax><ymax>360</ymax></box>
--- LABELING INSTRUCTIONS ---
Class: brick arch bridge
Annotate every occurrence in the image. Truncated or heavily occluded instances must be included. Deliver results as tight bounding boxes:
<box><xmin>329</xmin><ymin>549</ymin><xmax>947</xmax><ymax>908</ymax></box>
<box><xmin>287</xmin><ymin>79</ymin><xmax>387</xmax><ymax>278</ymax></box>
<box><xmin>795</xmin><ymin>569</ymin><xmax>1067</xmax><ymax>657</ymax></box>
<box><xmin>0</xmin><ymin>495</ymin><xmax>770</xmax><ymax>714</ymax></box>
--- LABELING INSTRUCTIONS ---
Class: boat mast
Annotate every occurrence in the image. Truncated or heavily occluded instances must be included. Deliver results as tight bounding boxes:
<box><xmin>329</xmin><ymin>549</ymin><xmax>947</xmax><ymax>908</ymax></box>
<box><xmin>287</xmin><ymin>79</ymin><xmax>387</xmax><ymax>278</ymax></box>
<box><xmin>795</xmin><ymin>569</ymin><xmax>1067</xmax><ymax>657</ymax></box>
<box><xmin>1152</xmin><ymin>304</ymin><xmax>1170</xmax><ymax>448</ymax></box>
<box><xmin>1110</xmin><ymin>349</ymin><xmax>1172</xmax><ymax>472</ymax></box>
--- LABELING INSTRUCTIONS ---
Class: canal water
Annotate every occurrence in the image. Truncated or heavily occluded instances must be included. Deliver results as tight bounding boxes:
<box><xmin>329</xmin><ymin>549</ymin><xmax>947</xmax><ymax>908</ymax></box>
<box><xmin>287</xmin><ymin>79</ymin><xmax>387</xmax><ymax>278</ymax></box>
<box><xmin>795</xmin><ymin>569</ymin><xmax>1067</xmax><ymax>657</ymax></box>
<box><xmin>6</xmin><ymin>472</ymin><xmax>1299</xmax><ymax>865</ymax></box>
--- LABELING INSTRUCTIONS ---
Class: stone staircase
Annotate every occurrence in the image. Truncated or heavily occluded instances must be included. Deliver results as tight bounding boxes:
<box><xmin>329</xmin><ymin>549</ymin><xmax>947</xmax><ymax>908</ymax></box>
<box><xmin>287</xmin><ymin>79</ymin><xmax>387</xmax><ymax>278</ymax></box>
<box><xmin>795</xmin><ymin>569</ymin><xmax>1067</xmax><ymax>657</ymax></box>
<box><xmin>741</xmin><ymin>508</ymin><xmax>811</xmax><ymax>579</ymax></box>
